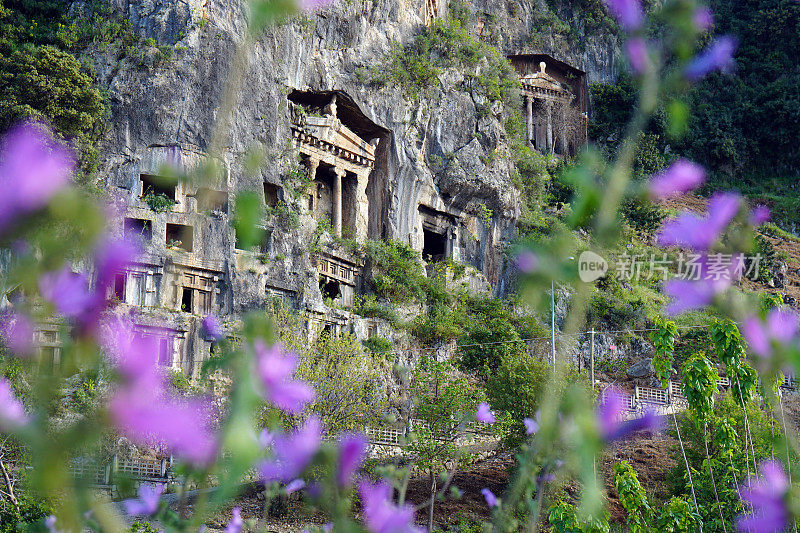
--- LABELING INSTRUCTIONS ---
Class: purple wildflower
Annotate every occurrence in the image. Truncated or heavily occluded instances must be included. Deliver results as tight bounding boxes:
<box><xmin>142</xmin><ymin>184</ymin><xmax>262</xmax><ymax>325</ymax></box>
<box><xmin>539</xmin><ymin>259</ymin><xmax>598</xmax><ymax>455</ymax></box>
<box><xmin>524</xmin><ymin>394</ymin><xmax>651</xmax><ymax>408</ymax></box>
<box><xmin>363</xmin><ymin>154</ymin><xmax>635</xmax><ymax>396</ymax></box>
<box><xmin>750</xmin><ymin>205</ymin><xmax>770</xmax><ymax>226</ymax></box>
<box><xmin>254</xmin><ymin>340</ymin><xmax>315</xmax><ymax>414</ymax></box>
<box><xmin>38</xmin><ymin>268</ymin><xmax>96</xmax><ymax>318</ymax></box>
<box><xmin>597</xmin><ymin>388</ymin><xmax>660</xmax><ymax>441</ymax></box>
<box><xmin>101</xmin><ymin>319</ymin><xmax>162</xmax><ymax>386</ymax></box>
<box><xmin>662</xmin><ymin>252</ymin><xmax>745</xmax><ymax>315</ymax></box>
<box><xmin>94</xmin><ymin>236</ymin><xmax>140</xmax><ymax>290</ymax></box>
<box><xmin>0</xmin><ymin>122</ymin><xmax>74</xmax><ymax>234</ymax></box>
<box><xmin>285</xmin><ymin>479</ymin><xmax>306</xmax><ymax>494</ymax></box>
<box><xmin>656</xmin><ymin>192</ymin><xmax>741</xmax><ymax>251</ymax></box>
<box><xmin>122</xmin><ymin>483</ymin><xmax>164</xmax><ymax>516</ymax></box>
<box><xmin>259</xmin><ymin>428</ymin><xmax>275</xmax><ymax>449</ymax></box>
<box><xmin>736</xmin><ymin>461</ymin><xmax>789</xmax><ymax>533</ymax></box>
<box><xmin>648</xmin><ymin>159</ymin><xmax>705</xmax><ymax>199</ymax></box>
<box><xmin>38</xmin><ymin>236</ymin><xmax>139</xmax><ymax>334</ymax></box>
<box><xmin>297</xmin><ymin>0</ymin><xmax>334</xmax><ymax>11</ymax></box>
<box><xmin>202</xmin><ymin>314</ymin><xmax>223</xmax><ymax>341</ymax></box>
<box><xmin>0</xmin><ymin>378</ymin><xmax>28</xmax><ymax>429</ymax></box>
<box><xmin>337</xmin><ymin>433</ymin><xmax>367</xmax><ymax>486</ymax></box>
<box><xmin>481</xmin><ymin>488</ymin><xmax>499</xmax><ymax>508</ymax></box>
<box><xmin>224</xmin><ymin>507</ymin><xmax>243</xmax><ymax>533</ymax></box>
<box><xmin>685</xmin><ymin>36</ymin><xmax>738</xmax><ymax>81</ymax></box>
<box><xmin>626</xmin><ymin>38</ymin><xmax>649</xmax><ymax>75</ymax></box>
<box><xmin>664</xmin><ymin>279</ymin><xmax>717</xmax><ymax>315</ymax></box>
<box><xmin>693</xmin><ymin>6</ymin><xmax>714</xmax><ymax>30</ymax></box>
<box><xmin>359</xmin><ymin>480</ymin><xmax>424</xmax><ymax>533</ymax></box>
<box><xmin>0</xmin><ymin>311</ymin><xmax>34</xmax><ymax>356</ymax></box>
<box><xmin>44</xmin><ymin>516</ymin><xmax>62</xmax><ymax>533</ymax></box>
<box><xmin>523</xmin><ymin>417</ymin><xmax>539</xmax><ymax>435</ymax></box>
<box><xmin>515</xmin><ymin>250</ymin><xmax>538</xmax><ymax>273</ymax></box>
<box><xmin>259</xmin><ymin>417</ymin><xmax>322</xmax><ymax>483</ymax></box>
<box><xmin>741</xmin><ymin>307</ymin><xmax>799</xmax><ymax>359</ymax></box>
<box><xmin>603</xmin><ymin>0</ymin><xmax>643</xmax><ymax>31</ymax></box>
<box><xmin>476</xmin><ymin>402</ymin><xmax>495</xmax><ymax>424</ymax></box>
<box><xmin>110</xmin><ymin>391</ymin><xmax>216</xmax><ymax>465</ymax></box>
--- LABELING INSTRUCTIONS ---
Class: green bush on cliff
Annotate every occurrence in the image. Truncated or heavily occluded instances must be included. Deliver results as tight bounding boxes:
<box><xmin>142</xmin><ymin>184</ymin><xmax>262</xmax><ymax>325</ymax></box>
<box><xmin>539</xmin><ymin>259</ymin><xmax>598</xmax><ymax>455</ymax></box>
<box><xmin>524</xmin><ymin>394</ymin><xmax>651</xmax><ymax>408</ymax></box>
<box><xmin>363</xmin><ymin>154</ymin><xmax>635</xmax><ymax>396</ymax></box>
<box><xmin>370</xmin><ymin>17</ymin><xmax>517</xmax><ymax>103</ymax></box>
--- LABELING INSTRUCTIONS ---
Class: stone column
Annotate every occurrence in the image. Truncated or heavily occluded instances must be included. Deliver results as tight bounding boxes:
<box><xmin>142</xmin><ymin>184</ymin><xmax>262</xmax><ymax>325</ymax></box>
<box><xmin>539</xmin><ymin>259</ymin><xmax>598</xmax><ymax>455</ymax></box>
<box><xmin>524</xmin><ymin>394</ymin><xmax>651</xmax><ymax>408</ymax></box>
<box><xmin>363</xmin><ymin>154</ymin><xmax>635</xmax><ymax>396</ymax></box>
<box><xmin>354</xmin><ymin>168</ymin><xmax>370</xmax><ymax>241</ymax></box>
<box><xmin>525</xmin><ymin>94</ymin><xmax>533</xmax><ymax>145</ymax></box>
<box><xmin>333</xmin><ymin>167</ymin><xmax>345</xmax><ymax>237</ymax></box>
<box><xmin>546</xmin><ymin>101</ymin><xmax>554</xmax><ymax>153</ymax></box>
<box><xmin>306</xmin><ymin>158</ymin><xmax>319</xmax><ymax>215</ymax></box>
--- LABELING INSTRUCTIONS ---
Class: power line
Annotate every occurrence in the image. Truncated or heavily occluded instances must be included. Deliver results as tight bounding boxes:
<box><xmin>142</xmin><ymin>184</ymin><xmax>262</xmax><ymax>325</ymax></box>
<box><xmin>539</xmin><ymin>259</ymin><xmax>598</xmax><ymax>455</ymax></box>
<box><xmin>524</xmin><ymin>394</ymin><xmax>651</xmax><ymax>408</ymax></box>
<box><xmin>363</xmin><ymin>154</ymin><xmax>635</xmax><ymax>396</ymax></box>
<box><xmin>315</xmin><ymin>321</ymin><xmax>732</xmax><ymax>359</ymax></box>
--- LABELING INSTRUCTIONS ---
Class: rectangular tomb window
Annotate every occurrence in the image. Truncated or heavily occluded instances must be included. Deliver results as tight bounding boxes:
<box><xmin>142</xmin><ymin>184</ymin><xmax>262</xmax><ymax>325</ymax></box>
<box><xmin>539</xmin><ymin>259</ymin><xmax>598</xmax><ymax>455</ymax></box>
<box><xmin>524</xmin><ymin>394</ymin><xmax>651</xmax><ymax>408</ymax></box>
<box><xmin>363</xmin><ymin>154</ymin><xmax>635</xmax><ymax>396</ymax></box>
<box><xmin>197</xmin><ymin>188</ymin><xmax>228</xmax><ymax>212</ymax></box>
<box><xmin>40</xmin><ymin>346</ymin><xmax>58</xmax><ymax>374</ymax></box>
<box><xmin>140</xmin><ymin>174</ymin><xmax>177</xmax><ymax>201</ymax></box>
<box><xmin>158</xmin><ymin>337</ymin><xmax>172</xmax><ymax>366</ymax></box>
<box><xmin>114</xmin><ymin>273</ymin><xmax>126</xmax><ymax>302</ymax></box>
<box><xmin>320</xmin><ymin>279</ymin><xmax>341</xmax><ymax>301</ymax></box>
<box><xmin>124</xmin><ymin>218</ymin><xmax>152</xmax><ymax>240</ymax></box>
<box><xmin>180</xmin><ymin>271</ymin><xmax>215</xmax><ymax>315</ymax></box>
<box><xmin>128</xmin><ymin>272</ymin><xmax>146</xmax><ymax>306</ymax></box>
<box><xmin>264</xmin><ymin>183</ymin><xmax>281</xmax><ymax>208</ymax></box>
<box><xmin>166</xmin><ymin>223</ymin><xmax>193</xmax><ymax>252</ymax></box>
<box><xmin>181</xmin><ymin>287</ymin><xmax>193</xmax><ymax>313</ymax></box>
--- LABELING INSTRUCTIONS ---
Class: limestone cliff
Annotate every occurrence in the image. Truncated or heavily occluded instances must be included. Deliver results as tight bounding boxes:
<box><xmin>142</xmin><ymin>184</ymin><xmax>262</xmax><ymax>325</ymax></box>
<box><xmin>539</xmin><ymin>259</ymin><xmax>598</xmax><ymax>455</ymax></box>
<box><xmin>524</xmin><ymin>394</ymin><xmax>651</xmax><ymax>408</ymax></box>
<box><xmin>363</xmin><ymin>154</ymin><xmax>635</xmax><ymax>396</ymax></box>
<box><xmin>89</xmin><ymin>0</ymin><xmax>621</xmax><ymax>377</ymax></box>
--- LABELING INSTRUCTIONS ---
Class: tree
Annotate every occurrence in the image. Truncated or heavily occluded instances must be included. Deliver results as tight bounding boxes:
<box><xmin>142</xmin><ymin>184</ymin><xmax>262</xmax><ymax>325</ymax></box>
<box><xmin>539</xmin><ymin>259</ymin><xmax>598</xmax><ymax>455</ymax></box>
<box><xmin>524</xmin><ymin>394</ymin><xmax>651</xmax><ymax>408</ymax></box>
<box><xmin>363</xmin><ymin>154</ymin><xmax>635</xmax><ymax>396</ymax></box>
<box><xmin>614</xmin><ymin>461</ymin><xmax>700</xmax><ymax>533</ymax></box>
<box><xmin>408</xmin><ymin>359</ymin><xmax>483</xmax><ymax>531</ymax></box>
<box><xmin>484</xmin><ymin>353</ymin><xmax>549</xmax><ymax>447</ymax></box>
<box><xmin>267</xmin><ymin>302</ymin><xmax>387</xmax><ymax>433</ymax></box>
<box><xmin>651</xmin><ymin>317</ymin><xmax>677</xmax><ymax>387</ymax></box>
<box><xmin>297</xmin><ymin>332</ymin><xmax>386</xmax><ymax>433</ymax></box>
<box><xmin>613</xmin><ymin>461</ymin><xmax>653</xmax><ymax>533</ymax></box>
<box><xmin>0</xmin><ymin>44</ymin><xmax>103</xmax><ymax>140</ymax></box>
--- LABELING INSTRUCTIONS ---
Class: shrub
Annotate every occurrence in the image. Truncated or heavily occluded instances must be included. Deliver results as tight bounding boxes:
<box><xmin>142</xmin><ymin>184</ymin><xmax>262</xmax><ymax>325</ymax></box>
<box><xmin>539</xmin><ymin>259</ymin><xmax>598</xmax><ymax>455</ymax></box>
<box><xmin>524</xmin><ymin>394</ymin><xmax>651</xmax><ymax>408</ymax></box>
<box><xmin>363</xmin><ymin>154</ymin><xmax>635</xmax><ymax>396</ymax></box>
<box><xmin>0</xmin><ymin>495</ymin><xmax>51</xmax><ymax>533</ymax></box>
<box><xmin>484</xmin><ymin>353</ymin><xmax>548</xmax><ymax>447</ymax></box>
<box><xmin>363</xmin><ymin>240</ymin><xmax>428</xmax><ymax>303</ymax></box>
<box><xmin>369</xmin><ymin>18</ymin><xmax>517</xmax><ymax>102</ymax></box>
<box><xmin>352</xmin><ymin>294</ymin><xmax>401</xmax><ymax>326</ymax></box>
<box><xmin>142</xmin><ymin>191</ymin><xmax>176</xmax><ymax>212</ymax></box>
<box><xmin>621</xmin><ymin>196</ymin><xmax>665</xmax><ymax>235</ymax></box>
<box><xmin>361</xmin><ymin>335</ymin><xmax>393</xmax><ymax>356</ymax></box>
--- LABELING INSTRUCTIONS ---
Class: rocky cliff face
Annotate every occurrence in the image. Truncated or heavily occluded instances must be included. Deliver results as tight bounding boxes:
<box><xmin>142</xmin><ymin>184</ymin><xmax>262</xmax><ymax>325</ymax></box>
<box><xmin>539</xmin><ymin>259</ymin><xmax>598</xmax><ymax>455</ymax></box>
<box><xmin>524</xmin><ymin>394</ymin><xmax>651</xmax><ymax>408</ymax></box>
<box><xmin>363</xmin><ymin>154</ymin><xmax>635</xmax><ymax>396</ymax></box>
<box><xmin>89</xmin><ymin>0</ymin><xmax>620</xmax><ymax>376</ymax></box>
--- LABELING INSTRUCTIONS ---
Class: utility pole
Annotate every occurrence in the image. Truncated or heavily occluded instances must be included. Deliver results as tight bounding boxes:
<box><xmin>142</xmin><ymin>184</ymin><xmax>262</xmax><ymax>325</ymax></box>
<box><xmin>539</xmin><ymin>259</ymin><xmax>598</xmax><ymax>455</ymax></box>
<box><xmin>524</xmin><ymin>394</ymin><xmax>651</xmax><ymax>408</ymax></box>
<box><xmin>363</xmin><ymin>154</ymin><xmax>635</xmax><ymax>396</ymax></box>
<box><xmin>551</xmin><ymin>280</ymin><xmax>556</xmax><ymax>367</ymax></box>
<box><xmin>590</xmin><ymin>328</ymin><xmax>595</xmax><ymax>390</ymax></box>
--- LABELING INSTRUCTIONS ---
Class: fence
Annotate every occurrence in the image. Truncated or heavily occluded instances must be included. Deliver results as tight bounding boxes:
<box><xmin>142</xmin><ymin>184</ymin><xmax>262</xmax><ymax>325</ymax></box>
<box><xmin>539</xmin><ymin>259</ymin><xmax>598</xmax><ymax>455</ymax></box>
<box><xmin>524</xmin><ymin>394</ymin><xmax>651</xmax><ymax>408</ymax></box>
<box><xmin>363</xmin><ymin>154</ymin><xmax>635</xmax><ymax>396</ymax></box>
<box><xmin>365</xmin><ymin>416</ymin><xmax>494</xmax><ymax>447</ymax></box>
<box><xmin>69</xmin><ymin>454</ymin><xmax>172</xmax><ymax>486</ymax></box>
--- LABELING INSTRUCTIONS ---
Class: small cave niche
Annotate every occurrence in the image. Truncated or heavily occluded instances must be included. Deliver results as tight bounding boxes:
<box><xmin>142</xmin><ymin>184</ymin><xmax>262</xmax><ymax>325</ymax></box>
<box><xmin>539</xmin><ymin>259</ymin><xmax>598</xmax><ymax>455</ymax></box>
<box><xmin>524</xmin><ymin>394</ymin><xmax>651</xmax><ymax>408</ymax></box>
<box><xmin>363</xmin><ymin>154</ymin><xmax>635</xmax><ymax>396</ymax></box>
<box><xmin>264</xmin><ymin>182</ymin><xmax>281</xmax><ymax>208</ymax></box>
<box><xmin>166</xmin><ymin>223</ymin><xmax>193</xmax><ymax>252</ymax></box>
<box><xmin>140</xmin><ymin>174</ymin><xmax>177</xmax><ymax>200</ymax></box>
<box><xmin>124</xmin><ymin>217</ymin><xmax>152</xmax><ymax>240</ymax></box>
<box><xmin>197</xmin><ymin>188</ymin><xmax>228</xmax><ymax>212</ymax></box>
<box><xmin>320</xmin><ymin>278</ymin><xmax>341</xmax><ymax>301</ymax></box>
<box><xmin>422</xmin><ymin>228</ymin><xmax>447</xmax><ymax>263</ymax></box>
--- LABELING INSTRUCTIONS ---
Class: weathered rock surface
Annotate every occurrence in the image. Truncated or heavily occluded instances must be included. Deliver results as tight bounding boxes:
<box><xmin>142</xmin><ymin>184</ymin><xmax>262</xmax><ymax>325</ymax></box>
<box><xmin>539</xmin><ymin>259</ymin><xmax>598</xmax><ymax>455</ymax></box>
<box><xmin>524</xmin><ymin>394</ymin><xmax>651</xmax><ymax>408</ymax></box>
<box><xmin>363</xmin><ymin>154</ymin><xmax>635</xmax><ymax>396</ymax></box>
<box><xmin>626</xmin><ymin>357</ymin><xmax>654</xmax><ymax>378</ymax></box>
<box><xmin>85</xmin><ymin>0</ymin><xmax>622</xmax><ymax>379</ymax></box>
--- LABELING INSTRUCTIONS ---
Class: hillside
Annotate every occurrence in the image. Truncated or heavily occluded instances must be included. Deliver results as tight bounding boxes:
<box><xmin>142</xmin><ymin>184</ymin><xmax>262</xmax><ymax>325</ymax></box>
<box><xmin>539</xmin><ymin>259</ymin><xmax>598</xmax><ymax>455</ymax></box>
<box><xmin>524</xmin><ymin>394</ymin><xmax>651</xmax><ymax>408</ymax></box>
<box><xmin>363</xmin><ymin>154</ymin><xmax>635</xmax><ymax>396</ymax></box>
<box><xmin>0</xmin><ymin>0</ymin><xmax>798</xmax><ymax>532</ymax></box>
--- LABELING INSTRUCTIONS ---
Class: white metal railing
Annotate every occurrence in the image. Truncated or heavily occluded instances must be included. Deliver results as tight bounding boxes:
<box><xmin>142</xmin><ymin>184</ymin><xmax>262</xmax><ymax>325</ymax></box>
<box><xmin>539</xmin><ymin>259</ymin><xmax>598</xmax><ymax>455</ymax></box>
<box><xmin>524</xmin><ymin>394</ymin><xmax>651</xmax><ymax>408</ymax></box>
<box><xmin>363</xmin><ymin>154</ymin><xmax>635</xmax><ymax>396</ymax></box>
<box><xmin>69</xmin><ymin>454</ymin><xmax>171</xmax><ymax>485</ymax></box>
